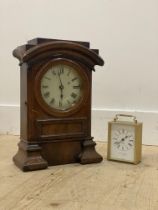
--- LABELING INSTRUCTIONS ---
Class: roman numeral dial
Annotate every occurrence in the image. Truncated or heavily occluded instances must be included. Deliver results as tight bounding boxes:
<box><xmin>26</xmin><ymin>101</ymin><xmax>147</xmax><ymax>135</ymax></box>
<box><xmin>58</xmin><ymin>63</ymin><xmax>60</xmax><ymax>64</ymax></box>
<box><xmin>112</xmin><ymin>128</ymin><xmax>134</xmax><ymax>151</ymax></box>
<box><xmin>40</xmin><ymin>63</ymin><xmax>84</xmax><ymax>111</ymax></box>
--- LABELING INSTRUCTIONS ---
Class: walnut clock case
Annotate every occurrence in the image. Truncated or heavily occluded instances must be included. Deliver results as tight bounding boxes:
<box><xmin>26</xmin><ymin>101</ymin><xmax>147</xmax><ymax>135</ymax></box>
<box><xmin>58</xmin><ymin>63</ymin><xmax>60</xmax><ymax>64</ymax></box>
<box><xmin>13</xmin><ymin>38</ymin><xmax>104</xmax><ymax>171</ymax></box>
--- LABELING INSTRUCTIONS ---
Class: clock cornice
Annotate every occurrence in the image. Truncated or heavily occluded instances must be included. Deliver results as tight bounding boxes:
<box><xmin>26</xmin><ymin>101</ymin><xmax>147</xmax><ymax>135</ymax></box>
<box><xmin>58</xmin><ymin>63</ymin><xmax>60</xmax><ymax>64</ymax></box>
<box><xmin>13</xmin><ymin>39</ymin><xmax>104</xmax><ymax>70</ymax></box>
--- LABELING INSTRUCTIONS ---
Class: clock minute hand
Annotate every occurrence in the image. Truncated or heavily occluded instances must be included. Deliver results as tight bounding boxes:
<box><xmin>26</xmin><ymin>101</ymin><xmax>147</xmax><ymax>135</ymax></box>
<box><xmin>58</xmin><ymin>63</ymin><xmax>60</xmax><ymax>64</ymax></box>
<box><xmin>58</xmin><ymin>72</ymin><xmax>64</xmax><ymax>99</ymax></box>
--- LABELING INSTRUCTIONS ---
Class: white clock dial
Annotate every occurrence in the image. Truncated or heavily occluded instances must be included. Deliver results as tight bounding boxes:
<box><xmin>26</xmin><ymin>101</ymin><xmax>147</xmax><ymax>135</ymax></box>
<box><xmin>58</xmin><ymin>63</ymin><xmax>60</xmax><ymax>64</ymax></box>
<box><xmin>113</xmin><ymin>129</ymin><xmax>134</xmax><ymax>151</ymax></box>
<box><xmin>40</xmin><ymin>64</ymin><xmax>83</xmax><ymax>110</ymax></box>
<box><xmin>111</xmin><ymin>124</ymin><xmax>135</xmax><ymax>162</ymax></box>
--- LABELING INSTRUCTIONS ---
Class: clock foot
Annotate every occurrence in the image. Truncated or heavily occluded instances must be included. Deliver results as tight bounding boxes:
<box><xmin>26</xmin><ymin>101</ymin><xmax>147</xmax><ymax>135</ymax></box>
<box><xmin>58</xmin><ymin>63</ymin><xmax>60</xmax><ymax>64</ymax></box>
<box><xmin>79</xmin><ymin>137</ymin><xmax>103</xmax><ymax>164</ymax></box>
<box><xmin>13</xmin><ymin>141</ymin><xmax>48</xmax><ymax>172</ymax></box>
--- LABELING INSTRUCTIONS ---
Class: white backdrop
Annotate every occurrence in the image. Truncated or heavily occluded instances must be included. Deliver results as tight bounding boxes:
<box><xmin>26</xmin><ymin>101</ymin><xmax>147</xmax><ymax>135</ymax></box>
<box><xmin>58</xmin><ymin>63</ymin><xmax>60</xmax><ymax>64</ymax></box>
<box><xmin>0</xmin><ymin>0</ymin><xmax>158</xmax><ymax>145</ymax></box>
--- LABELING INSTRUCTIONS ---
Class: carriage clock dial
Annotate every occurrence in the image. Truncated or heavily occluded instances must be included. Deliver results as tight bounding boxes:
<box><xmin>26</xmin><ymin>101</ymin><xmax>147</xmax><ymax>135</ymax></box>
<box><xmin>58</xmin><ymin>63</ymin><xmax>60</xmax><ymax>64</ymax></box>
<box><xmin>40</xmin><ymin>63</ymin><xmax>82</xmax><ymax>111</ymax></box>
<box><xmin>111</xmin><ymin>124</ymin><xmax>135</xmax><ymax>161</ymax></box>
<box><xmin>107</xmin><ymin>114</ymin><xmax>142</xmax><ymax>164</ymax></box>
<box><xmin>112</xmin><ymin>127</ymin><xmax>134</xmax><ymax>152</ymax></box>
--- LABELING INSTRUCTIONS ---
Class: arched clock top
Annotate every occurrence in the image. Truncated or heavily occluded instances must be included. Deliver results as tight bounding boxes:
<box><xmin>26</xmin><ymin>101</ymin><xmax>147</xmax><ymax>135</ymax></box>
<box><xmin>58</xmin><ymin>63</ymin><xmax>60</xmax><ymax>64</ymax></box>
<box><xmin>13</xmin><ymin>38</ymin><xmax>104</xmax><ymax>70</ymax></box>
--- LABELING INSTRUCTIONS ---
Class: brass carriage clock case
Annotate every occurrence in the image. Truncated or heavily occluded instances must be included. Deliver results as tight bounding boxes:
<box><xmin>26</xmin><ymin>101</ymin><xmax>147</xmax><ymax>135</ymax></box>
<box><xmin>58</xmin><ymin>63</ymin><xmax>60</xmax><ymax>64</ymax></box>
<box><xmin>107</xmin><ymin>114</ymin><xmax>142</xmax><ymax>164</ymax></box>
<box><xmin>13</xmin><ymin>38</ymin><xmax>104</xmax><ymax>171</ymax></box>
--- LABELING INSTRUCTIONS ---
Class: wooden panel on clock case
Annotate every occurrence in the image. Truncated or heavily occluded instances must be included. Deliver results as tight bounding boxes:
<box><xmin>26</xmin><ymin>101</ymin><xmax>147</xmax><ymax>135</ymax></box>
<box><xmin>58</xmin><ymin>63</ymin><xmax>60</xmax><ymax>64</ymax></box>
<box><xmin>41</xmin><ymin>141</ymin><xmax>82</xmax><ymax>166</ymax></box>
<box><xmin>36</xmin><ymin>117</ymin><xmax>88</xmax><ymax>140</ymax></box>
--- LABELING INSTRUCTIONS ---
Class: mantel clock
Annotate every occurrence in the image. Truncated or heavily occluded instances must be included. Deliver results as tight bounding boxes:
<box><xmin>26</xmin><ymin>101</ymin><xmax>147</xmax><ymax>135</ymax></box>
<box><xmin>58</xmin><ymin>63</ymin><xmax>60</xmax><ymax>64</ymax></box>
<box><xmin>13</xmin><ymin>38</ymin><xmax>104</xmax><ymax>171</ymax></box>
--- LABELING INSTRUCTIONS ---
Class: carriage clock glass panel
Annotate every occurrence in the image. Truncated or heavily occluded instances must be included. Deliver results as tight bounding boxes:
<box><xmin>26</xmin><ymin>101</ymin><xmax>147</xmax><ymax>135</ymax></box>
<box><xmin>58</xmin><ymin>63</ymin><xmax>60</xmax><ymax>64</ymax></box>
<box><xmin>40</xmin><ymin>64</ymin><xmax>83</xmax><ymax>111</ymax></box>
<box><xmin>111</xmin><ymin>123</ymin><xmax>135</xmax><ymax>162</ymax></box>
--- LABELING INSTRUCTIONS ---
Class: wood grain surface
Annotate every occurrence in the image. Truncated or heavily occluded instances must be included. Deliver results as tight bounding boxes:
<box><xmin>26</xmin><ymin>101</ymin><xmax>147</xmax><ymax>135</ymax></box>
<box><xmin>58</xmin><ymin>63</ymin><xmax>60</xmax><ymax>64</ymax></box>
<box><xmin>0</xmin><ymin>135</ymin><xmax>158</xmax><ymax>210</ymax></box>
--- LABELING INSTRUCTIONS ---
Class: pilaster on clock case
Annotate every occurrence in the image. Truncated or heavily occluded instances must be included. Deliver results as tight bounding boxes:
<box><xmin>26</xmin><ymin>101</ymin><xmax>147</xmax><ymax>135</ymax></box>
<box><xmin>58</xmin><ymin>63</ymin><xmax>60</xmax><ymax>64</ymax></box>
<box><xmin>13</xmin><ymin>37</ymin><xmax>104</xmax><ymax>171</ymax></box>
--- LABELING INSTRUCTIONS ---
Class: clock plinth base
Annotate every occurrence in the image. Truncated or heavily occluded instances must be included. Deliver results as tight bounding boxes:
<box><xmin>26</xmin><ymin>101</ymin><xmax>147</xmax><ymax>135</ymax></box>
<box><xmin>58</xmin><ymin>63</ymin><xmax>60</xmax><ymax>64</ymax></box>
<box><xmin>79</xmin><ymin>138</ymin><xmax>103</xmax><ymax>164</ymax></box>
<box><xmin>13</xmin><ymin>141</ymin><xmax>48</xmax><ymax>172</ymax></box>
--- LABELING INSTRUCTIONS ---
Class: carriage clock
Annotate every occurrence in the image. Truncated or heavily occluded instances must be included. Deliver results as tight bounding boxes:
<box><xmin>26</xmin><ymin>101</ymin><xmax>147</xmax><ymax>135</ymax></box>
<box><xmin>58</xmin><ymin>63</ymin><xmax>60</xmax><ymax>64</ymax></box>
<box><xmin>13</xmin><ymin>37</ymin><xmax>104</xmax><ymax>171</ymax></box>
<box><xmin>107</xmin><ymin>114</ymin><xmax>142</xmax><ymax>164</ymax></box>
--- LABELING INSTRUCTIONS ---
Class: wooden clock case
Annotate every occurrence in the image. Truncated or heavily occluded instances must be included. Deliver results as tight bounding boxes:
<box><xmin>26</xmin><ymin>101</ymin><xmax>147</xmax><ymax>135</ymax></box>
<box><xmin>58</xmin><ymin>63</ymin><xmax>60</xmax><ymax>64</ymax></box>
<box><xmin>13</xmin><ymin>38</ymin><xmax>104</xmax><ymax>171</ymax></box>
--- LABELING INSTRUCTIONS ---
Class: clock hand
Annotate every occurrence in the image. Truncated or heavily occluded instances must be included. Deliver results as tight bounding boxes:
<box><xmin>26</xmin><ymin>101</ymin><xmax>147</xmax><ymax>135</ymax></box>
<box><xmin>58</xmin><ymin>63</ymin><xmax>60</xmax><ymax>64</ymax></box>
<box><xmin>124</xmin><ymin>135</ymin><xmax>129</xmax><ymax>139</ymax></box>
<box><xmin>58</xmin><ymin>72</ymin><xmax>64</xmax><ymax>99</ymax></box>
<box><xmin>115</xmin><ymin>137</ymin><xmax>126</xmax><ymax>145</ymax></box>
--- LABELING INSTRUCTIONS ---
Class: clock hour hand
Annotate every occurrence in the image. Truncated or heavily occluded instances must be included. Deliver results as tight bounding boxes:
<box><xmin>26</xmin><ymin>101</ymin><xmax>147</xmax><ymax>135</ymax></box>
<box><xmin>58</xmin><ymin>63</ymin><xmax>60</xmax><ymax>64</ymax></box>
<box><xmin>115</xmin><ymin>137</ymin><xmax>125</xmax><ymax>145</ymax></box>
